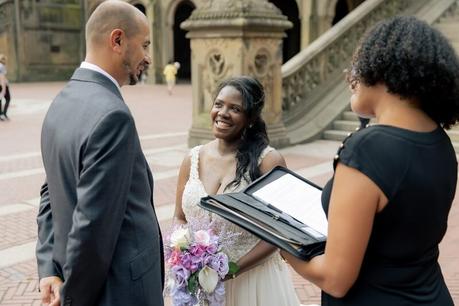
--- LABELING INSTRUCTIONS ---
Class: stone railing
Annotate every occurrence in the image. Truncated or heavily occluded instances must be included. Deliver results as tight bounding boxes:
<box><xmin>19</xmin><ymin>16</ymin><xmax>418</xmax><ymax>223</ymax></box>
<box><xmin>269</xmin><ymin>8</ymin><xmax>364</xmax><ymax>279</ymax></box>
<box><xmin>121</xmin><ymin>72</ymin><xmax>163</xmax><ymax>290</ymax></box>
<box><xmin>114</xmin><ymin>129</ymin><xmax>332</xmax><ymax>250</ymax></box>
<box><xmin>281</xmin><ymin>0</ymin><xmax>427</xmax><ymax>125</ymax></box>
<box><xmin>429</xmin><ymin>0</ymin><xmax>459</xmax><ymax>23</ymax></box>
<box><xmin>445</xmin><ymin>0</ymin><xmax>459</xmax><ymax>17</ymax></box>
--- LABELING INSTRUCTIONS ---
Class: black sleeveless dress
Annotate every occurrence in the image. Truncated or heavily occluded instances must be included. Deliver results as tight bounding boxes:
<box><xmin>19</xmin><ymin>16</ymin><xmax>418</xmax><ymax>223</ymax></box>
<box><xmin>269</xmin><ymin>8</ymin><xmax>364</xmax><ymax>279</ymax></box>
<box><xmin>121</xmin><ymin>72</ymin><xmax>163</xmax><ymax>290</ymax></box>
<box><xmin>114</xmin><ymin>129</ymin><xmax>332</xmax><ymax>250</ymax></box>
<box><xmin>321</xmin><ymin>125</ymin><xmax>455</xmax><ymax>306</ymax></box>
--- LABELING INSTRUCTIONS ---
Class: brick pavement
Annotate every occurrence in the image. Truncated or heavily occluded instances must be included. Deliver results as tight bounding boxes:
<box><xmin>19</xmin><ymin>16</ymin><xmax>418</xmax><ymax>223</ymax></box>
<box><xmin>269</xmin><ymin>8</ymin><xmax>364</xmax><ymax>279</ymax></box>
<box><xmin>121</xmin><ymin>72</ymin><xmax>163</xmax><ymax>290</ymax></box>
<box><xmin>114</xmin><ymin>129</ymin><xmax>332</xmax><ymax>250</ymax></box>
<box><xmin>0</xmin><ymin>260</ymin><xmax>41</xmax><ymax>305</ymax></box>
<box><xmin>0</xmin><ymin>210</ymin><xmax>37</xmax><ymax>251</ymax></box>
<box><xmin>0</xmin><ymin>82</ymin><xmax>457</xmax><ymax>305</ymax></box>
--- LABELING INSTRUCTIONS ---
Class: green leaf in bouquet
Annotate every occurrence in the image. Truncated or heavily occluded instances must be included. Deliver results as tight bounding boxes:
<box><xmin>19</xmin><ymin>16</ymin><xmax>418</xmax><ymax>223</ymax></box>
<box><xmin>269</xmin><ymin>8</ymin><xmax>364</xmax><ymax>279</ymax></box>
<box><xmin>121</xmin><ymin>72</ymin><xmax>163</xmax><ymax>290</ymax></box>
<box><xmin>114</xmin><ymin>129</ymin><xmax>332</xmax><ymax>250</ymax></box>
<box><xmin>188</xmin><ymin>272</ymin><xmax>198</xmax><ymax>294</ymax></box>
<box><xmin>228</xmin><ymin>261</ymin><xmax>240</xmax><ymax>275</ymax></box>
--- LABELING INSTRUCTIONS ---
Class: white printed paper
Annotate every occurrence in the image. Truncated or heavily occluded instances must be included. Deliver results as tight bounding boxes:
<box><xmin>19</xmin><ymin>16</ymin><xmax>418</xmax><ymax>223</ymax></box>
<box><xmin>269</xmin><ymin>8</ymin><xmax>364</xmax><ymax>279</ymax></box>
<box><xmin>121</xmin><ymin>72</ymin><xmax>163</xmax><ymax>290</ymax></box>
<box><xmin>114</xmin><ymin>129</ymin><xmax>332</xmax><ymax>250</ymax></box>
<box><xmin>252</xmin><ymin>173</ymin><xmax>328</xmax><ymax>236</ymax></box>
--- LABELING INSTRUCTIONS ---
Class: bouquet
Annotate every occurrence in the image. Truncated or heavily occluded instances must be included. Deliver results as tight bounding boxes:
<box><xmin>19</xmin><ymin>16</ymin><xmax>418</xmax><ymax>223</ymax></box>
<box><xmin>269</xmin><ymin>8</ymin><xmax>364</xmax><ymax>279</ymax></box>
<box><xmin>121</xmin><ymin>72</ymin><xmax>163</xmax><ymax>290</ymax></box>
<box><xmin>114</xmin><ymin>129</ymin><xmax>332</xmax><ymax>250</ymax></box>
<box><xmin>165</xmin><ymin>221</ymin><xmax>239</xmax><ymax>306</ymax></box>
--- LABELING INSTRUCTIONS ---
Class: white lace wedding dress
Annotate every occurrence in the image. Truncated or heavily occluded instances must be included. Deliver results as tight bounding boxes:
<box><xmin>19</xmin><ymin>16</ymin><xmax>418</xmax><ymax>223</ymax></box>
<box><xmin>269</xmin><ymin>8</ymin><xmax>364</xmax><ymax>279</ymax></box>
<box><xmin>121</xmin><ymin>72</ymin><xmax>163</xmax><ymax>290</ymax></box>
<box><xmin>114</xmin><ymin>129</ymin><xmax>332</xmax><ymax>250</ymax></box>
<box><xmin>182</xmin><ymin>145</ymin><xmax>301</xmax><ymax>306</ymax></box>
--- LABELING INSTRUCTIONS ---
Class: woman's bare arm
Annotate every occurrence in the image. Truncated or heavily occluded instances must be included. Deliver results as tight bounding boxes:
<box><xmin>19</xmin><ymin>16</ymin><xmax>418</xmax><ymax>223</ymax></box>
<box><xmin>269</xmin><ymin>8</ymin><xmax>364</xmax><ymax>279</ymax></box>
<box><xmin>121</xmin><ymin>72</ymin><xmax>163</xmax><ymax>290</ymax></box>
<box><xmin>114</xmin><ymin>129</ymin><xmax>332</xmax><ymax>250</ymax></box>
<box><xmin>281</xmin><ymin>163</ymin><xmax>387</xmax><ymax>297</ymax></box>
<box><xmin>173</xmin><ymin>155</ymin><xmax>191</xmax><ymax>225</ymax></box>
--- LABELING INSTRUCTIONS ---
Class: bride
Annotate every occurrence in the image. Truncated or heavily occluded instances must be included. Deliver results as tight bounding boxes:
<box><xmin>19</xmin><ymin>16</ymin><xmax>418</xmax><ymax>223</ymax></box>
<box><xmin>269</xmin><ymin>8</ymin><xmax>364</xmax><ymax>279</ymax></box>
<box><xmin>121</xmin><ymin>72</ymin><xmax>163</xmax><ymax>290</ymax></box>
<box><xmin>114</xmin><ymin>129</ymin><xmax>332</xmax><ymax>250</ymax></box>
<box><xmin>173</xmin><ymin>76</ymin><xmax>300</xmax><ymax>306</ymax></box>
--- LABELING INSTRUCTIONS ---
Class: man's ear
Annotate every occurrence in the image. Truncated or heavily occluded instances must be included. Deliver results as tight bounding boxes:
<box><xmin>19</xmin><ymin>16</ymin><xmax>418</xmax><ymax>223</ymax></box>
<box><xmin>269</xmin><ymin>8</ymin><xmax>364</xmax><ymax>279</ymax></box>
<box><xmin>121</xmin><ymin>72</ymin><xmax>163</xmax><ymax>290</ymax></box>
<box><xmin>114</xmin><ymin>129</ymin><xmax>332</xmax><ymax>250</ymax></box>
<box><xmin>110</xmin><ymin>29</ymin><xmax>124</xmax><ymax>54</ymax></box>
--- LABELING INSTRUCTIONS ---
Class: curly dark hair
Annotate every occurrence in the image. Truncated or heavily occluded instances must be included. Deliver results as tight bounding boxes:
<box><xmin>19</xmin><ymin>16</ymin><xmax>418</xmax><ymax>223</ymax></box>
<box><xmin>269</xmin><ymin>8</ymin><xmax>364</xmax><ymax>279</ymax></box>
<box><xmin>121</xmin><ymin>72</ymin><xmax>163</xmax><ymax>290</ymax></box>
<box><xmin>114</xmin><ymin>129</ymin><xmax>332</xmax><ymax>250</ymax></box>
<box><xmin>347</xmin><ymin>16</ymin><xmax>459</xmax><ymax>129</ymax></box>
<box><xmin>213</xmin><ymin>76</ymin><xmax>269</xmax><ymax>191</ymax></box>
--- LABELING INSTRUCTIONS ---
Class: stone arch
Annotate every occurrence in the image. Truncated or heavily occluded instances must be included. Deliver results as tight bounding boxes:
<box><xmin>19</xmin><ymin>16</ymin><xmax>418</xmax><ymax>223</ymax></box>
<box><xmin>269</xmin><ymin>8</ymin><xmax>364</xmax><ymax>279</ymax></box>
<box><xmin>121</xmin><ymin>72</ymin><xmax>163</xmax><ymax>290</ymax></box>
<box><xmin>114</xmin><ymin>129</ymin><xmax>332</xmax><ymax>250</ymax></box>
<box><xmin>316</xmin><ymin>0</ymin><xmax>339</xmax><ymax>28</ymax></box>
<box><xmin>268</xmin><ymin>0</ymin><xmax>301</xmax><ymax>63</ymax></box>
<box><xmin>312</xmin><ymin>0</ymin><xmax>365</xmax><ymax>37</ymax></box>
<box><xmin>323</xmin><ymin>0</ymin><xmax>340</xmax><ymax>20</ymax></box>
<box><xmin>166</xmin><ymin>0</ymin><xmax>196</xmax><ymax>81</ymax></box>
<box><xmin>332</xmin><ymin>0</ymin><xmax>367</xmax><ymax>25</ymax></box>
<box><xmin>332</xmin><ymin>0</ymin><xmax>349</xmax><ymax>25</ymax></box>
<box><xmin>308</xmin><ymin>0</ymin><xmax>339</xmax><ymax>40</ymax></box>
<box><xmin>132</xmin><ymin>2</ymin><xmax>147</xmax><ymax>15</ymax></box>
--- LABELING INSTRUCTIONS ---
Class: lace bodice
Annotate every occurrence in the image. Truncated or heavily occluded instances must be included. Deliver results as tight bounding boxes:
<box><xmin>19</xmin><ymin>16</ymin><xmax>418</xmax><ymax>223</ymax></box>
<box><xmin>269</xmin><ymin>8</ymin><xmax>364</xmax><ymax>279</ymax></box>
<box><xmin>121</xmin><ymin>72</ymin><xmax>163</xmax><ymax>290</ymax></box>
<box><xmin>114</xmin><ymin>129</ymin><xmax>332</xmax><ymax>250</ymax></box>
<box><xmin>182</xmin><ymin>145</ymin><xmax>274</xmax><ymax>262</ymax></box>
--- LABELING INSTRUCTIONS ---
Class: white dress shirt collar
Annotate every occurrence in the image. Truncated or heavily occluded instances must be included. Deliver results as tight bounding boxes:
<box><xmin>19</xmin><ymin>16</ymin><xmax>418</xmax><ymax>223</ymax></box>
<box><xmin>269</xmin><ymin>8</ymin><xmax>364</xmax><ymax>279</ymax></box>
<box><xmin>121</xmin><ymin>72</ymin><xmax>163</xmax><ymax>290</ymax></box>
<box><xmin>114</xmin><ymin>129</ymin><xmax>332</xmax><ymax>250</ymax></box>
<box><xmin>80</xmin><ymin>61</ymin><xmax>121</xmax><ymax>91</ymax></box>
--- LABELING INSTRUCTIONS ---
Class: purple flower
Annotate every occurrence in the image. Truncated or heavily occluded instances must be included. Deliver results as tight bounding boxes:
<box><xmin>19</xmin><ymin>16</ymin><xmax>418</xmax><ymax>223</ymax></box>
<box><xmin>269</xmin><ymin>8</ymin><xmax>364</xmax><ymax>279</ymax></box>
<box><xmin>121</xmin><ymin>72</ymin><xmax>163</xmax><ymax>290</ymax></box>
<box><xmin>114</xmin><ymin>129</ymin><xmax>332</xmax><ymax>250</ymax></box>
<box><xmin>206</xmin><ymin>243</ymin><xmax>218</xmax><ymax>254</ymax></box>
<box><xmin>172</xmin><ymin>288</ymin><xmax>198</xmax><ymax>306</ymax></box>
<box><xmin>209</xmin><ymin>233</ymin><xmax>219</xmax><ymax>244</ymax></box>
<box><xmin>205</xmin><ymin>282</ymin><xmax>225</xmax><ymax>306</ymax></box>
<box><xmin>208</xmin><ymin>253</ymin><xmax>229</xmax><ymax>278</ymax></box>
<box><xmin>180</xmin><ymin>252</ymin><xmax>199</xmax><ymax>272</ymax></box>
<box><xmin>189</xmin><ymin>244</ymin><xmax>207</xmax><ymax>258</ymax></box>
<box><xmin>171</xmin><ymin>265</ymin><xmax>190</xmax><ymax>289</ymax></box>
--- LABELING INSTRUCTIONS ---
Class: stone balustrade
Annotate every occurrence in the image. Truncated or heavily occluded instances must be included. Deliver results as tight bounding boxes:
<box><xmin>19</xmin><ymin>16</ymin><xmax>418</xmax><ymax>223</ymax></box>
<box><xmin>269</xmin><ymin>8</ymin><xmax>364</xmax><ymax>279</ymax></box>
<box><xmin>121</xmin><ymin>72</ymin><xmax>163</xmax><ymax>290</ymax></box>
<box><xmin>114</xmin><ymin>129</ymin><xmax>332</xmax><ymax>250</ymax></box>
<box><xmin>281</xmin><ymin>0</ymin><xmax>427</xmax><ymax>126</ymax></box>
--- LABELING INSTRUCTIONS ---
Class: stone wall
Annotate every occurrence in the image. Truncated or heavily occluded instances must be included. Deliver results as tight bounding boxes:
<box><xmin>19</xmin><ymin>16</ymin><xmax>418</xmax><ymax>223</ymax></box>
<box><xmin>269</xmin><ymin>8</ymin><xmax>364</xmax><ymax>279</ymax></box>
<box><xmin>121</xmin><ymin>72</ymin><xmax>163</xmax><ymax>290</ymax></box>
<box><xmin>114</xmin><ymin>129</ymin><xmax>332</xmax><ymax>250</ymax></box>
<box><xmin>18</xmin><ymin>0</ymin><xmax>83</xmax><ymax>81</ymax></box>
<box><xmin>0</xmin><ymin>0</ymin><xmax>83</xmax><ymax>82</ymax></box>
<box><xmin>0</xmin><ymin>1</ymin><xmax>18</xmax><ymax>80</ymax></box>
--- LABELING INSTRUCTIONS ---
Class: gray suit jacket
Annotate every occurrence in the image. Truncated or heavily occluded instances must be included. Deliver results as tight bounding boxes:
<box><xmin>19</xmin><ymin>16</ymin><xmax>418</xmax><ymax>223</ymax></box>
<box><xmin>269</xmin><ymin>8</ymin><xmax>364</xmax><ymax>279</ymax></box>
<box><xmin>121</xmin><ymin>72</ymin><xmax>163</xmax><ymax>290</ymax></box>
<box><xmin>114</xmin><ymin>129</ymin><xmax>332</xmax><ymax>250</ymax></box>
<box><xmin>37</xmin><ymin>68</ymin><xmax>164</xmax><ymax>306</ymax></box>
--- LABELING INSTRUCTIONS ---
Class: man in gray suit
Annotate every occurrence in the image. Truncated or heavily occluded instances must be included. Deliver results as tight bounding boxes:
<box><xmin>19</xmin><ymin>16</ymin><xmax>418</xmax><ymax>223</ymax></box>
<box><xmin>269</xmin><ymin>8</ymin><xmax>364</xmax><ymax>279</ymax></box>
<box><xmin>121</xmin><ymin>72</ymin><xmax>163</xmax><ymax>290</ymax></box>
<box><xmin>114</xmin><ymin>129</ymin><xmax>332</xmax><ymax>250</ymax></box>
<box><xmin>36</xmin><ymin>1</ymin><xmax>164</xmax><ymax>305</ymax></box>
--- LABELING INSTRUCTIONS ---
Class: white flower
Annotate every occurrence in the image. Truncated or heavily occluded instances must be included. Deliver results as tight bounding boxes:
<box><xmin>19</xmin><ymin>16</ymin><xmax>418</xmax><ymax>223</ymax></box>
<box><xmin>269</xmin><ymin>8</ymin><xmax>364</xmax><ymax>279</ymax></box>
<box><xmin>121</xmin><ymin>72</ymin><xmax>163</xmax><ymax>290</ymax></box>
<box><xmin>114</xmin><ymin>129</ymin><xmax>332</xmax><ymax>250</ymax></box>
<box><xmin>194</xmin><ymin>230</ymin><xmax>211</xmax><ymax>246</ymax></box>
<box><xmin>170</xmin><ymin>228</ymin><xmax>191</xmax><ymax>249</ymax></box>
<box><xmin>166</xmin><ymin>275</ymin><xmax>176</xmax><ymax>290</ymax></box>
<box><xmin>198</xmin><ymin>266</ymin><xmax>219</xmax><ymax>293</ymax></box>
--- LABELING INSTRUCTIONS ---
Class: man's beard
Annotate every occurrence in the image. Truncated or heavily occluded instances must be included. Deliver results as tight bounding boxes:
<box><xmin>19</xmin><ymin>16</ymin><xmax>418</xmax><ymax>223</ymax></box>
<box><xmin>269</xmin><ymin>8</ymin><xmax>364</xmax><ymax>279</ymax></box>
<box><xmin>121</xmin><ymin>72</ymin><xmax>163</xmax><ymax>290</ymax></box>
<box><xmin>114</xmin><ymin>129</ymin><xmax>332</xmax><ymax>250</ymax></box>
<box><xmin>128</xmin><ymin>72</ymin><xmax>137</xmax><ymax>85</ymax></box>
<box><xmin>123</xmin><ymin>58</ymin><xmax>148</xmax><ymax>86</ymax></box>
<box><xmin>122</xmin><ymin>60</ymin><xmax>138</xmax><ymax>85</ymax></box>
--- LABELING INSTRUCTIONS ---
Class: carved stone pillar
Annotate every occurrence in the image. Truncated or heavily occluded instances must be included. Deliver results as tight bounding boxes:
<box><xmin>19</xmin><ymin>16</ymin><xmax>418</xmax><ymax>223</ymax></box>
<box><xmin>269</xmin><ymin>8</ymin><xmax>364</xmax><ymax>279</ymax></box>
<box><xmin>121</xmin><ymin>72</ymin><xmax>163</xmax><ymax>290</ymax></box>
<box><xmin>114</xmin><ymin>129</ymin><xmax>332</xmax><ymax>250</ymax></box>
<box><xmin>182</xmin><ymin>0</ymin><xmax>292</xmax><ymax>148</ymax></box>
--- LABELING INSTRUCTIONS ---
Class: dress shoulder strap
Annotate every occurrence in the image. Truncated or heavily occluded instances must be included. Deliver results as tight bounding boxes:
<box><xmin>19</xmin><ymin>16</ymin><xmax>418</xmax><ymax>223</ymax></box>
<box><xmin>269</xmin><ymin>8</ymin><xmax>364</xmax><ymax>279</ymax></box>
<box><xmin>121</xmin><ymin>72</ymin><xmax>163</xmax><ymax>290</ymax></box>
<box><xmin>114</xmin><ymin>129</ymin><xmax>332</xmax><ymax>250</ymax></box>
<box><xmin>258</xmin><ymin>145</ymin><xmax>275</xmax><ymax>166</ymax></box>
<box><xmin>189</xmin><ymin>145</ymin><xmax>202</xmax><ymax>179</ymax></box>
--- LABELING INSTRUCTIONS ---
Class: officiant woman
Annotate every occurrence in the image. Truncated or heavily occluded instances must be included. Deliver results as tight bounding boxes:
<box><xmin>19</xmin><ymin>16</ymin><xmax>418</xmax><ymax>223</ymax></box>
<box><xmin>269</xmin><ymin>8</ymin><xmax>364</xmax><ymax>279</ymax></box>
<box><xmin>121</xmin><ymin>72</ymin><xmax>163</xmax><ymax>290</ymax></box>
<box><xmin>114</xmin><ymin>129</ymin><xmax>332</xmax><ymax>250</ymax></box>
<box><xmin>281</xmin><ymin>16</ymin><xmax>459</xmax><ymax>306</ymax></box>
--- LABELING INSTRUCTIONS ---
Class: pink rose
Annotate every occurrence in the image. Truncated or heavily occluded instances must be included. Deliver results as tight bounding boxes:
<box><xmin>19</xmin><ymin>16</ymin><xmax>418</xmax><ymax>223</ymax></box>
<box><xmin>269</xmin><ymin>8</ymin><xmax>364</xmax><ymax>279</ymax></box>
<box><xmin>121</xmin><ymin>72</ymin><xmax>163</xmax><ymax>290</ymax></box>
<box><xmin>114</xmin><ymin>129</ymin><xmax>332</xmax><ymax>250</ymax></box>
<box><xmin>169</xmin><ymin>249</ymin><xmax>182</xmax><ymax>266</ymax></box>
<box><xmin>194</xmin><ymin>230</ymin><xmax>211</xmax><ymax>246</ymax></box>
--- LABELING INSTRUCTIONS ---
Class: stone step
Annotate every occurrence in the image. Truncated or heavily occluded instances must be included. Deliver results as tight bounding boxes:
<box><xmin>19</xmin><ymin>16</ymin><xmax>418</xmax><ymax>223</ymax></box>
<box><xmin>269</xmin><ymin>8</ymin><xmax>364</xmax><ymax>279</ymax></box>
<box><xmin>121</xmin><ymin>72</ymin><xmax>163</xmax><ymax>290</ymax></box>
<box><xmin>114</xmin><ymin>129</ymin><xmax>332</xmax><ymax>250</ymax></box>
<box><xmin>447</xmin><ymin>130</ymin><xmax>459</xmax><ymax>142</ymax></box>
<box><xmin>438</xmin><ymin>32</ymin><xmax>459</xmax><ymax>42</ymax></box>
<box><xmin>333</xmin><ymin>120</ymin><xmax>360</xmax><ymax>131</ymax></box>
<box><xmin>436</xmin><ymin>22</ymin><xmax>459</xmax><ymax>28</ymax></box>
<box><xmin>342</xmin><ymin>111</ymin><xmax>358</xmax><ymax>121</ymax></box>
<box><xmin>437</xmin><ymin>12</ymin><xmax>459</xmax><ymax>23</ymax></box>
<box><xmin>436</xmin><ymin>18</ymin><xmax>459</xmax><ymax>25</ymax></box>
<box><xmin>438</xmin><ymin>15</ymin><xmax>459</xmax><ymax>22</ymax></box>
<box><xmin>323</xmin><ymin>130</ymin><xmax>350</xmax><ymax>141</ymax></box>
<box><xmin>436</xmin><ymin>26</ymin><xmax>459</xmax><ymax>41</ymax></box>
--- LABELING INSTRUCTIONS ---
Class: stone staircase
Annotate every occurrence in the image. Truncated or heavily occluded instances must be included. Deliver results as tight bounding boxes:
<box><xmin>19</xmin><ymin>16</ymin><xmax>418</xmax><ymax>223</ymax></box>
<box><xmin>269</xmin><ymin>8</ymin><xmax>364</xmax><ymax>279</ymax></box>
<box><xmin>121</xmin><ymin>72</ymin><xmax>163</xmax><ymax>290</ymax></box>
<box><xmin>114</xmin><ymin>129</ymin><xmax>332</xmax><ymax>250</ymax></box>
<box><xmin>436</xmin><ymin>0</ymin><xmax>459</xmax><ymax>51</ymax></box>
<box><xmin>322</xmin><ymin>0</ymin><xmax>459</xmax><ymax>150</ymax></box>
<box><xmin>448</xmin><ymin>129</ymin><xmax>459</xmax><ymax>151</ymax></box>
<box><xmin>323</xmin><ymin>109</ymin><xmax>364</xmax><ymax>141</ymax></box>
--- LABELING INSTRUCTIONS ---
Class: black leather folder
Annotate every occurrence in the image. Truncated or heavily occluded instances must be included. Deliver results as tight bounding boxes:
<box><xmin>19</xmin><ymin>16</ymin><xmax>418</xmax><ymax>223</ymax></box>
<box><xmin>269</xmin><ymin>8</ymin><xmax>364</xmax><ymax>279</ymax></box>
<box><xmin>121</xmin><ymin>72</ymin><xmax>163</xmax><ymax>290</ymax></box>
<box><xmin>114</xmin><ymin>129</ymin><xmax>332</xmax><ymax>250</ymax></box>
<box><xmin>199</xmin><ymin>166</ymin><xmax>326</xmax><ymax>260</ymax></box>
